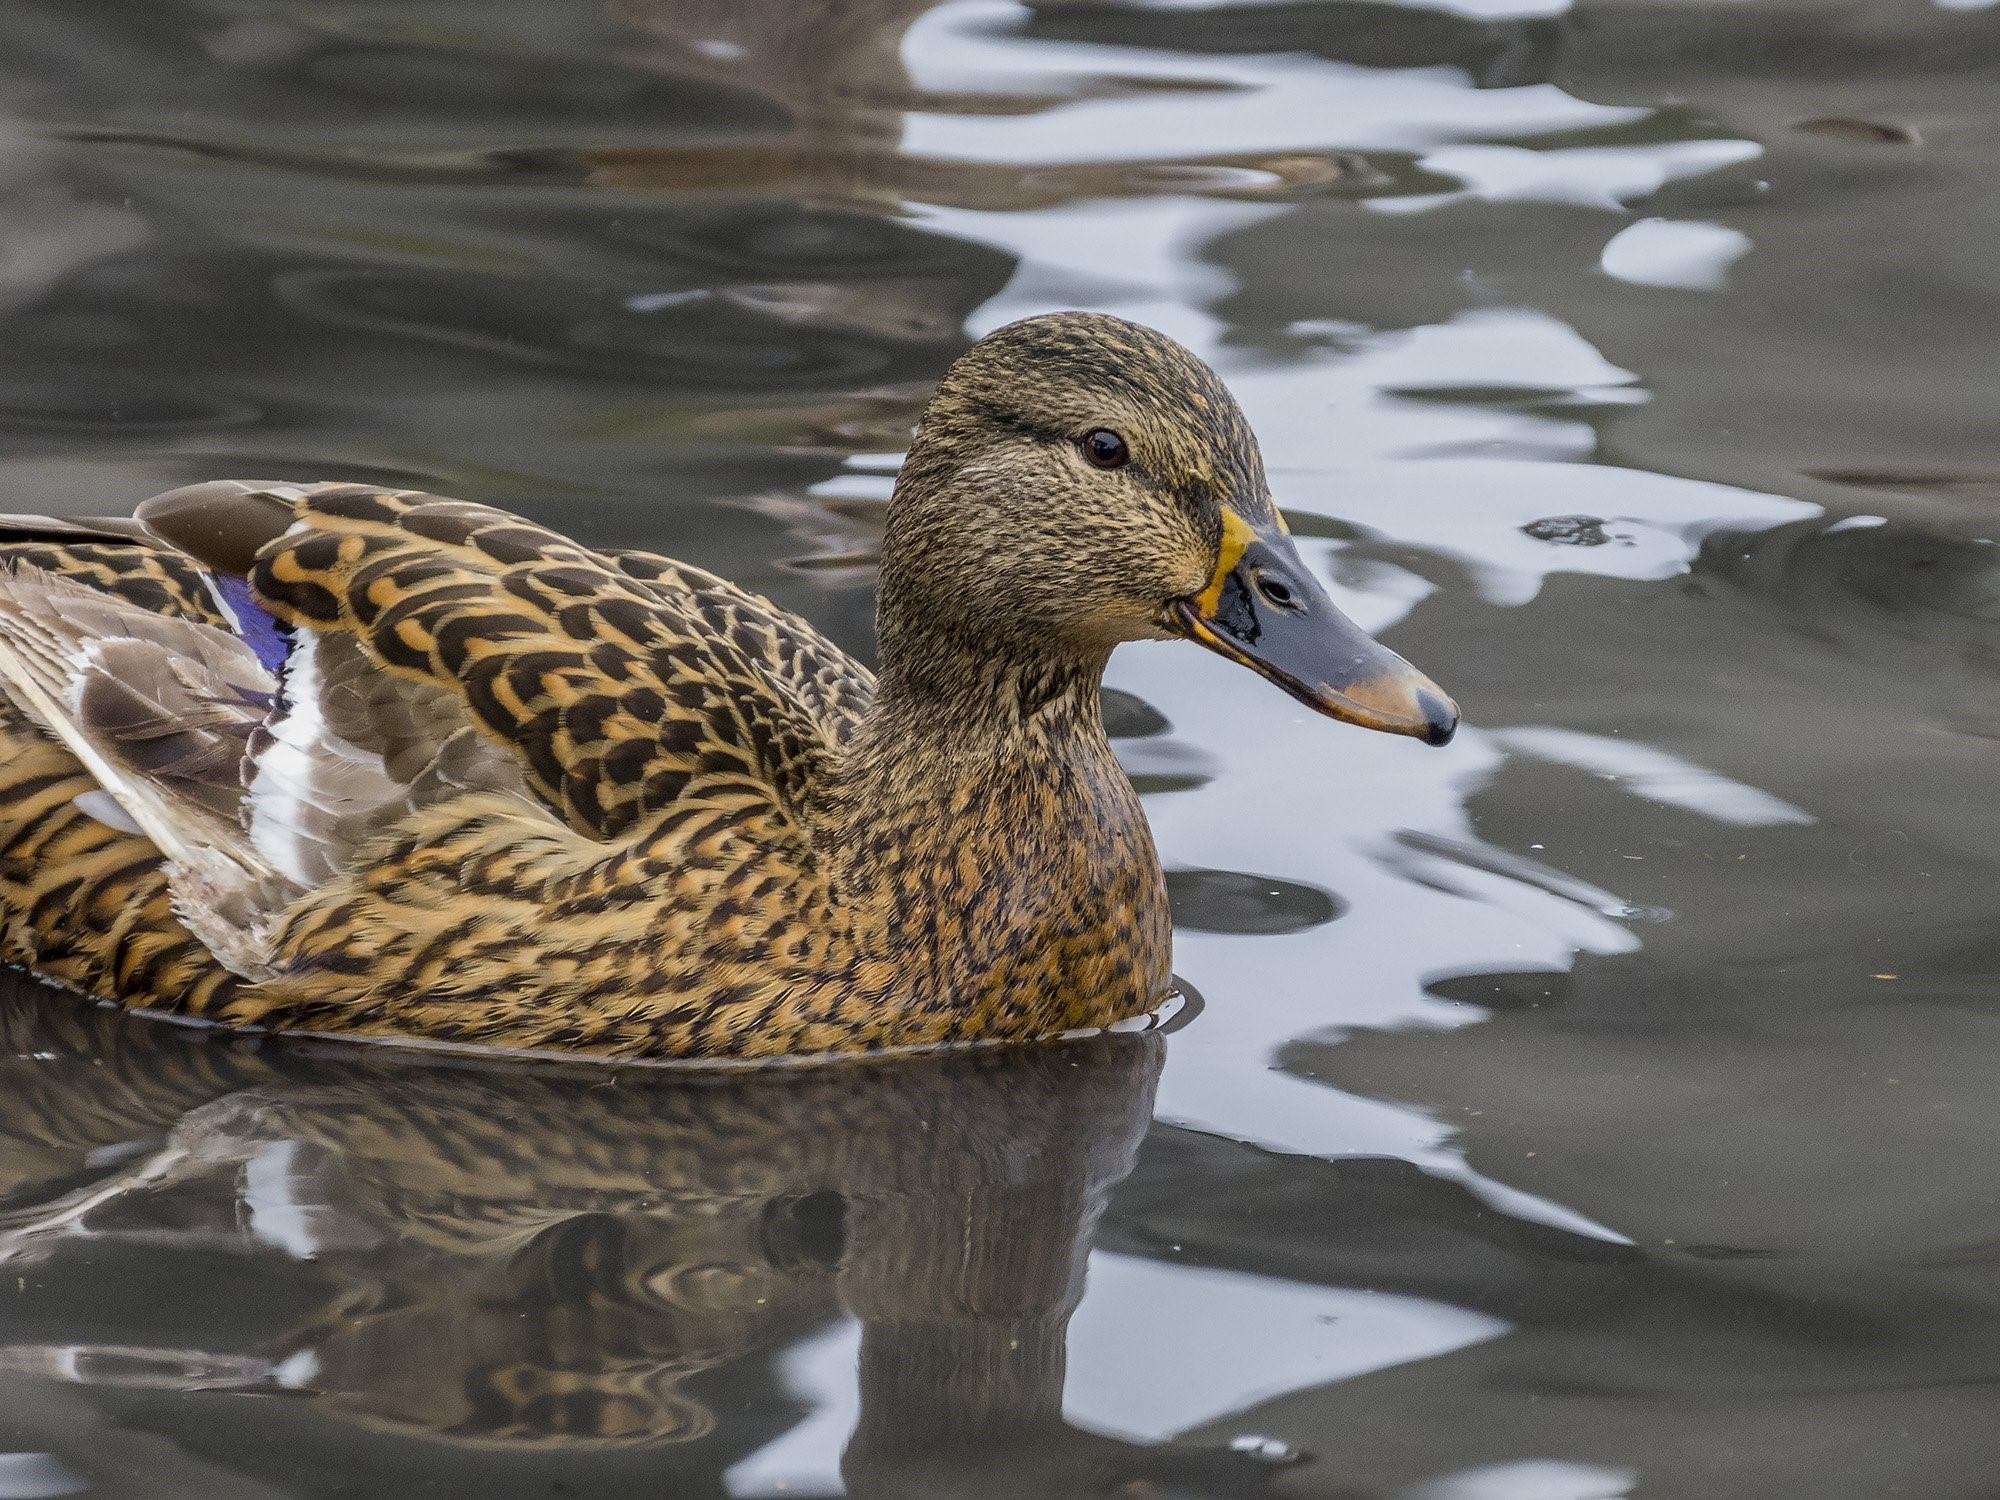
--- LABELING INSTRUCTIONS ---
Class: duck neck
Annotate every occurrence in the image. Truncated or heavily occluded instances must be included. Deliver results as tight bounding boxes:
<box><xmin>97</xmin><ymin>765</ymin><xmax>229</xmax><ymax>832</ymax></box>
<box><xmin>816</xmin><ymin>611</ymin><xmax>1171</xmax><ymax>1033</ymax></box>
<box><xmin>841</xmin><ymin>617</ymin><xmax>1122</xmax><ymax>822</ymax></box>
<box><xmin>879</xmin><ymin>625</ymin><xmax>1111</xmax><ymax>739</ymax></box>
<box><xmin>857</xmin><ymin>490</ymin><xmax>1120</xmax><ymax>745</ymax></box>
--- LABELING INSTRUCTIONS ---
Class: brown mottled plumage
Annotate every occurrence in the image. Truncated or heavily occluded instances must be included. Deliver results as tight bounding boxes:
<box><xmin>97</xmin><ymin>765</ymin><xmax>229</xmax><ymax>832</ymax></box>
<box><xmin>0</xmin><ymin>313</ymin><xmax>1455</xmax><ymax>1058</ymax></box>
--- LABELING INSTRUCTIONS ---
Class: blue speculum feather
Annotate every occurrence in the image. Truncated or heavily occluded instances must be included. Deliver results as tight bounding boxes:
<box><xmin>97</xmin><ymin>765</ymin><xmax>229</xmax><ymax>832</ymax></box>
<box><xmin>214</xmin><ymin>573</ymin><xmax>291</xmax><ymax>677</ymax></box>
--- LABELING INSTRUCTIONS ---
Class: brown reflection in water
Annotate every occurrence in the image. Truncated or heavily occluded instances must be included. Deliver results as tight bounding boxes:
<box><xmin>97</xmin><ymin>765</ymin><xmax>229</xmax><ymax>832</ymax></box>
<box><xmin>0</xmin><ymin>988</ymin><xmax>1284</xmax><ymax>1496</ymax></box>
<box><xmin>597</xmin><ymin>0</ymin><xmax>1360</xmax><ymax>215</ymax></box>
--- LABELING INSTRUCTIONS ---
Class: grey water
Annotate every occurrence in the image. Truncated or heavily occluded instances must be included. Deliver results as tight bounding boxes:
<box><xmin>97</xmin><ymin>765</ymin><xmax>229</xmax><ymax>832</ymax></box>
<box><xmin>0</xmin><ymin>0</ymin><xmax>1996</xmax><ymax>1495</ymax></box>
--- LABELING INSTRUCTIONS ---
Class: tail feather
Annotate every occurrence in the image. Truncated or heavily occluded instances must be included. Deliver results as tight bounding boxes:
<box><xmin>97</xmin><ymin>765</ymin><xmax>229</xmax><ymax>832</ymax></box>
<box><xmin>75</xmin><ymin>642</ymin><xmax>261</xmax><ymax>816</ymax></box>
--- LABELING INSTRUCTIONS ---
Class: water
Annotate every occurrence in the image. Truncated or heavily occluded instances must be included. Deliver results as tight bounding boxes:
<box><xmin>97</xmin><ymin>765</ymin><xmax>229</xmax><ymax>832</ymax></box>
<box><xmin>0</xmin><ymin>0</ymin><xmax>1995</xmax><ymax>1494</ymax></box>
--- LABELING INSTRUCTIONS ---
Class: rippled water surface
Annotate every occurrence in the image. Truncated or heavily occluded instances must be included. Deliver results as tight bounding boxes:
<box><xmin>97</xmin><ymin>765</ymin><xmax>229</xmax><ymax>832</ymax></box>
<box><xmin>0</xmin><ymin>1</ymin><xmax>1997</xmax><ymax>1495</ymax></box>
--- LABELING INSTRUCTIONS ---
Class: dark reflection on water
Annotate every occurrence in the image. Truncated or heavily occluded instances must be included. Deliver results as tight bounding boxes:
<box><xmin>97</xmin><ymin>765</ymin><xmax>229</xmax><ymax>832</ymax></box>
<box><xmin>2</xmin><ymin>0</ymin><xmax>2000</xmax><ymax>1494</ymax></box>
<box><xmin>0</xmin><ymin>989</ymin><xmax>1298</xmax><ymax>1498</ymax></box>
<box><xmin>1168</xmin><ymin>869</ymin><xmax>1344</xmax><ymax>935</ymax></box>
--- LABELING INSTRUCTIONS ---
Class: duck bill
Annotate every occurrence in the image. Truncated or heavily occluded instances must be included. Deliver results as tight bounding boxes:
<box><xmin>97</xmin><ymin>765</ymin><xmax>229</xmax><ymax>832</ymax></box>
<box><xmin>1173</xmin><ymin>514</ymin><xmax>1459</xmax><ymax>747</ymax></box>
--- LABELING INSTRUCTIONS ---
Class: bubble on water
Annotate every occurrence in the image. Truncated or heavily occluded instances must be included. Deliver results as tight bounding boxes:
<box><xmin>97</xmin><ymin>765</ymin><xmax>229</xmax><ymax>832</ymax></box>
<box><xmin>1523</xmin><ymin>515</ymin><xmax>1614</xmax><ymax>547</ymax></box>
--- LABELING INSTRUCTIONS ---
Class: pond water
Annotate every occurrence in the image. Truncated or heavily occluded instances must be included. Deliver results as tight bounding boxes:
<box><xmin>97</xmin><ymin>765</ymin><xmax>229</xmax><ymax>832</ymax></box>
<box><xmin>0</xmin><ymin>0</ymin><xmax>1996</xmax><ymax>1494</ymax></box>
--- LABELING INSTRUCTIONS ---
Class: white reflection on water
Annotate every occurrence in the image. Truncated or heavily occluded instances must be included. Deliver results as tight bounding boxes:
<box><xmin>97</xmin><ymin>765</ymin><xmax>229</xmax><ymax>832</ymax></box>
<box><xmin>1494</xmin><ymin>728</ymin><xmax>1816</xmax><ymax>829</ymax></box>
<box><xmin>0</xmin><ymin>1453</ymin><xmax>86</xmax><ymax>1500</ymax></box>
<box><xmin>242</xmin><ymin>1140</ymin><xmax>323</xmax><ymax>1259</ymax></box>
<box><xmin>724</xmin><ymin>1255</ymin><xmax>1506</xmax><ymax>1495</ymax></box>
<box><xmin>1302</xmin><ymin>456</ymin><xmax>1814</xmax><ymax>607</ymax></box>
<box><xmin>1376</xmin><ymin>139</ymin><xmax>1764</xmax><ymax>215</ymax></box>
<box><xmin>1286</xmin><ymin>307</ymin><xmax>1642</xmax><ymax>466</ymax></box>
<box><xmin>1387</xmin><ymin>0</ymin><xmax>1572</xmax><ymax>15</ymax></box>
<box><xmin>1408</xmin><ymin>1458</ymin><xmax>1637</xmax><ymax>1500</ymax></box>
<box><xmin>722</xmin><ymin>1323</ymin><xmax>857</xmax><ymax>1497</ymax></box>
<box><xmin>1064</xmin><ymin>1254</ymin><xmax>1507</xmax><ymax>1441</ymax></box>
<box><xmin>1113</xmin><ymin>0</ymin><xmax>1574</xmax><ymax>14</ymax></box>
<box><xmin>1599</xmin><ymin>217</ymin><xmax>1754</xmax><ymax>290</ymax></box>
<box><xmin>901</xmin><ymin>0</ymin><xmax>1639</xmax><ymax>163</ymax></box>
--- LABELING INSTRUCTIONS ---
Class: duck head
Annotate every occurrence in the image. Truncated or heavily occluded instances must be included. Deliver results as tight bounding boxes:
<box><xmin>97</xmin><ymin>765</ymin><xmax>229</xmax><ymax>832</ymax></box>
<box><xmin>880</xmin><ymin>312</ymin><xmax>1457</xmax><ymax>745</ymax></box>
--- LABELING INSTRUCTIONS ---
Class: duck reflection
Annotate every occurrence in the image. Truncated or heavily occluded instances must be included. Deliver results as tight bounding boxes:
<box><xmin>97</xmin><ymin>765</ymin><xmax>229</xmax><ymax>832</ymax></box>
<box><xmin>0</xmin><ymin>985</ymin><xmax>1285</xmax><ymax>1496</ymax></box>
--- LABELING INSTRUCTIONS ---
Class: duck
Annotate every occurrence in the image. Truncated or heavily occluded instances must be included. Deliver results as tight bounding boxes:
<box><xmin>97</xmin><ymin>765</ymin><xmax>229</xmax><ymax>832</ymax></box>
<box><xmin>0</xmin><ymin>312</ymin><xmax>1455</xmax><ymax>1060</ymax></box>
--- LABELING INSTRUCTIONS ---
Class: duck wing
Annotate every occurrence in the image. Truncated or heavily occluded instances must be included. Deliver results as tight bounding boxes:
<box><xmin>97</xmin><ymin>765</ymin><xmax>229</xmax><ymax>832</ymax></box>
<box><xmin>137</xmin><ymin>482</ymin><xmax>863</xmax><ymax>839</ymax></box>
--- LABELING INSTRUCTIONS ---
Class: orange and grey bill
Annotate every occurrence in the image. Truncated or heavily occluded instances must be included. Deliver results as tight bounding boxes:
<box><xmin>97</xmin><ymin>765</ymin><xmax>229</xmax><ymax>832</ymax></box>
<box><xmin>1173</xmin><ymin>507</ymin><xmax>1458</xmax><ymax>746</ymax></box>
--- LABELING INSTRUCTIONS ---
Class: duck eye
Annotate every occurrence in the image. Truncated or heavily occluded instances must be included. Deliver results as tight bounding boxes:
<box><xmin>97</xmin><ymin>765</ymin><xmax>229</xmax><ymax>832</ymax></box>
<box><xmin>1252</xmin><ymin>568</ymin><xmax>1302</xmax><ymax>612</ymax></box>
<box><xmin>1080</xmin><ymin>428</ymin><xmax>1129</xmax><ymax>470</ymax></box>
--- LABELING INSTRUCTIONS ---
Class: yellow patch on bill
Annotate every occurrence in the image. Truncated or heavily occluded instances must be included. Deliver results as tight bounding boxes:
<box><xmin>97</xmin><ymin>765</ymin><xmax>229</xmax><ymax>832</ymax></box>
<box><xmin>1193</xmin><ymin>506</ymin><xmax>1259</xmax><ymax>618</ymax></box>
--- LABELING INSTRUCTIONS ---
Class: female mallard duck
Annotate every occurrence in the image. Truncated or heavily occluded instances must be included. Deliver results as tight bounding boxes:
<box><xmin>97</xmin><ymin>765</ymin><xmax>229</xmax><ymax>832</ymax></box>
<box><xmin>0</xmin><ymin>313</ymin><xmax>1454</xmax><ymax>1059</ymax></box>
